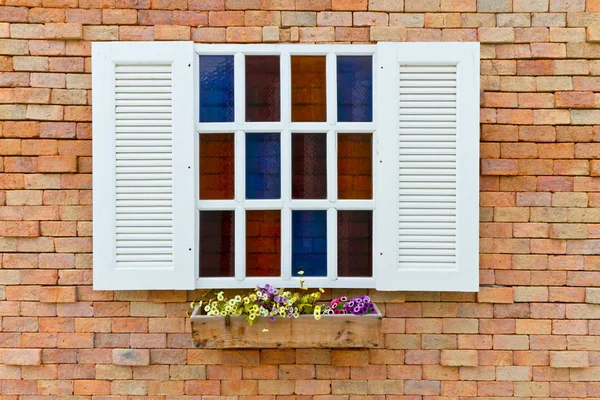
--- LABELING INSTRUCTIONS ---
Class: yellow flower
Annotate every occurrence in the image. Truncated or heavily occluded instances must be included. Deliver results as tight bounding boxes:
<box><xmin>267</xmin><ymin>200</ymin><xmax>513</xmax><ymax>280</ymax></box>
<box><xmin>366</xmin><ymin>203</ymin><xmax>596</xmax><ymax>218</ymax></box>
<box><xmin>319</xmin><ymin>288</ymin><xmax>325</xmax><ymax>293</ymax></box>
<box><xmin>298</xmin><ymin>270</ymin><xmax>304</xmax><ymax>275</ymax></box>
<box><xmin>217</xmin><ymin>291</ymin><xmax>224</xmax><ymax>301</ymax></box>
<box><xmin>249</xmin><ymin>294</ymin><xmax>257</xmax><ymax>301</ymax></box>
<box><xmin>235</xmin><ymin>295</ymin><xmax>242</xmax><ymax>302</ymax></box>
<box><xmin>262</xmin><ymin>328</ymin><xmax>269</xmax><ymax>332</ymax></box>
<box><xmin>249</xmin><ymin>313</ymin><xmax>256</xmax><ymax>320</ymax></box>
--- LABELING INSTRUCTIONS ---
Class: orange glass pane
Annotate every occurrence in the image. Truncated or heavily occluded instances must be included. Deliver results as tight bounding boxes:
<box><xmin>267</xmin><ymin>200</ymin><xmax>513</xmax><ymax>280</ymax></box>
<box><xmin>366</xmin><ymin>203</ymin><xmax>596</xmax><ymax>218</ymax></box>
<box><xmin>338</xmin><ymin>133</ymin><xmax>372</xmax><ymax>199</ymax></box>
<box><xmin>291</xmin><ymin>56</ymin><xmax>326</xmax><ymax>122</ymax></box>
<box><xmin>246</xmin><ymin>210</ymin><xmax>281</xmax><ymax>277</ymax></box>
<box><xmin>199</xmin><ymin>134</ymin><xmax>234</xmax><ymax>200</ymax></box>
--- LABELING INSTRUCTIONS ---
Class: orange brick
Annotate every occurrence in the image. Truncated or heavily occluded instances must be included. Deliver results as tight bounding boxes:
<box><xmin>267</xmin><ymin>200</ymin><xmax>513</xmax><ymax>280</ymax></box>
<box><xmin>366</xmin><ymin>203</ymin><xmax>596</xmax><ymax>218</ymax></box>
<box><xmin>39</xmin><ymin>286</ymin><xmax>77</xmax><ymax>303</ymax></box>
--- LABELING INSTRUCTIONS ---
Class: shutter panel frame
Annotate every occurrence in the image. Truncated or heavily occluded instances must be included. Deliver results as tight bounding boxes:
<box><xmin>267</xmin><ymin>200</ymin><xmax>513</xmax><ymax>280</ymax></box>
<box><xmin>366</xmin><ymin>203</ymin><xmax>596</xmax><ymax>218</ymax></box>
<box><xmin>375</xmin><ymin>42</ymin><xmax>480</xmax><ymax>292</ymax></box>
<box><xmin>93</xmin><ymin>41</ymin><xmax>196</xmax><ymax>290</ymax></box>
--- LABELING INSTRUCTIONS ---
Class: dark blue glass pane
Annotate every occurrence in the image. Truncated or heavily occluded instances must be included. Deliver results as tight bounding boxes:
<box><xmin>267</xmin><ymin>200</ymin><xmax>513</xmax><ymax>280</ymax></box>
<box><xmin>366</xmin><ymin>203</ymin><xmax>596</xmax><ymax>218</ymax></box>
<box><xmin>292</xmin><ymin>210</ymin><xmax>327</xmax><ymax>277</ymax></box>
<box><xmin>246</xmin><ymin>133</ymin><xmax>281</xmax><ymax>199</ymax></box>
<box><xmin>337</xmin><ymin>56</ymin><xmax>373</xmax><ymax>122</ymax></box>
<box><xmin>200</xmin><ymin>55</ymin><xmax>234</xmax><ymax>123</ymax></box>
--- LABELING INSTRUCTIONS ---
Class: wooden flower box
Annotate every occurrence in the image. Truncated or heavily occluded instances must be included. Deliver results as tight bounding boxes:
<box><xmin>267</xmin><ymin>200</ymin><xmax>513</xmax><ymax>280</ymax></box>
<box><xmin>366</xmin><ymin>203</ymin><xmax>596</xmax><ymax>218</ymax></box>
<box><xmin>190</xmin><ymin>304</ymin><xmax>382</xmax><ymax>349</ymax></box>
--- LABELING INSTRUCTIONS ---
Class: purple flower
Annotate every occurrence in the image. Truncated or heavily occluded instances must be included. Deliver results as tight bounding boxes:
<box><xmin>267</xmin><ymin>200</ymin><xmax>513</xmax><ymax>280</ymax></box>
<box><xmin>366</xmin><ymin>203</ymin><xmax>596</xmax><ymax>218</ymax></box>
<box><xmin>269</xmin><ymin>316</ymin><xmax>276</xmax><ymax>322</ymax></box>
<box><xmin>274</xmin><ymin>296</ymin><xmax>281</xmax><ymax>303</ymax></box>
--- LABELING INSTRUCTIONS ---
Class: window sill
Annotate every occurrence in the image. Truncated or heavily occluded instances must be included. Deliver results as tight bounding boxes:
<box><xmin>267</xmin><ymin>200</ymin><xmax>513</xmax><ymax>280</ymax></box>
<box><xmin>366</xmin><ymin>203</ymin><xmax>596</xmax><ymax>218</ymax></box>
<box><xmin>190</xmin><ymin>304</ymin><xmax>382</xmax><ymax>349</ymax></box>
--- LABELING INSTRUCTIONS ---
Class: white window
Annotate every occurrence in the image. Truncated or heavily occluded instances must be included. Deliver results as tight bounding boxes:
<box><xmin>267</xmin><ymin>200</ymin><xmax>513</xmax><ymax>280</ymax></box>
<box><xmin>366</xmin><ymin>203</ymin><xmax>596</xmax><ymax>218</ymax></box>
<box><xmin>92</xmin><ymin>42</ymin><xmax>479</xmax><ymax>292</ymax></box>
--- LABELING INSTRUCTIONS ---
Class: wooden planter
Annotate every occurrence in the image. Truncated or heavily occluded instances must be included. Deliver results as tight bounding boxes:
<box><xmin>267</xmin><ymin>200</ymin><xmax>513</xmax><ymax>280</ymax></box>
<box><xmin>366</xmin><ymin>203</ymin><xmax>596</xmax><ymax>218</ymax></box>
<box><xmin>190</xmin><ymin>304</ymin><xmax>382</xmax><ymax>349</ymax></box>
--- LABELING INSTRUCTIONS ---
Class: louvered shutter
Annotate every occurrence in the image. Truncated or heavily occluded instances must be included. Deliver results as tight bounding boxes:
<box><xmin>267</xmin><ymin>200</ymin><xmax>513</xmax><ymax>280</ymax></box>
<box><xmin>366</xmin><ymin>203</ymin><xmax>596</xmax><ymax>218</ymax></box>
<box><xmin>92</xmin><ymin>42</ymin><xmax>195</xmax><ymax>290</ymax></box>
<box><xmin>375</xmin><ymin>42</ymin><xmax>479</xmax><ymax>291</ymax></box>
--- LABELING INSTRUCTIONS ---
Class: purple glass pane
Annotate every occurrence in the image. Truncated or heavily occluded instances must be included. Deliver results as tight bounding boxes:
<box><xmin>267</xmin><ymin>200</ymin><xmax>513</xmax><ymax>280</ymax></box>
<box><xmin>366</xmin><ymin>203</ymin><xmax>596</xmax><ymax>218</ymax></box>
<box><xmin>338</xmin><ymin>210</ymin><xmax>372</xmax><ymax>277</ymax></box>
<box><xmin>246</xmin><ymin>56</ymin><xmax>280</xmax><ymax>122</ymax></box>
<box><xmin>292</xmin><ymin>133</ymin><xmax>327</xmax><ymax>199</ymax></box>
<box><xmin>199</xmin><ymin>211</ymin><xmax>234</xmax><ymax>277</ymax></box>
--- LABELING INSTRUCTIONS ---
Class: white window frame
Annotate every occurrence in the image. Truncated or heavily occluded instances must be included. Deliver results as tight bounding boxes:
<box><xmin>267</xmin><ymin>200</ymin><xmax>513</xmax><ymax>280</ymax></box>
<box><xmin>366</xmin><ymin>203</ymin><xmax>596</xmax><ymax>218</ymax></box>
<box><xmin>193</xmin><ymin>44</ymin><xmax>378</xmax><ymax>289</ymax></box>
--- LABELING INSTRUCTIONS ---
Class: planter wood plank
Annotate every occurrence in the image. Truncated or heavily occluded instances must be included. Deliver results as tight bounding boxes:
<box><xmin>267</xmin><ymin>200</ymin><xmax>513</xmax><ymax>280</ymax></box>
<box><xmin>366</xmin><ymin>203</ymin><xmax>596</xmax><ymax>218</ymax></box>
<box><xmin>191</xmin><ymin>304</ymin><xmax>382</xmax><ymax>349</ymax></box>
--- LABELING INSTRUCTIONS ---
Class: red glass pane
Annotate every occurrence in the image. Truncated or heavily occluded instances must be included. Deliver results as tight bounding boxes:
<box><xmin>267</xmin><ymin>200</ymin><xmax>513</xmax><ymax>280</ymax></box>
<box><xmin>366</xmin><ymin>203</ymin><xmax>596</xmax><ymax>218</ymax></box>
<box><xmin>246</xmin><ymin>56</ymin><xmax>280</xmax><ymax>122</ymax></box>
<box><xmin>246</xmin><ymin>210</ymin><xmax>281</xmax><ymax>277</ymax></box>
<box><xmin>338</xmin><ymin>133</ymin><xmax>372</xmax><ymax>199</ymax></box>
<box><xmin>292</xmin><ymin>133</ymin><xmax>327</xmax><ymax>199</ymax></box>
<box><xmin>338</xmin><ymin>210</ymin><xmax>372</xmax><ymax>277</ymax></box>
<box><xmin>199</xmin><ymin>211</ymin><xmax>234</xmax><ymax>277</ymax></box>
<box><xmin>199</xmin><ymin>134</ymin><xmax>234</xmax><ymax>200</ymax></box>
<box><xmin>291</xmin><ymin>56</ymin><xmax>326</xmax><ymax>122</ymax></box>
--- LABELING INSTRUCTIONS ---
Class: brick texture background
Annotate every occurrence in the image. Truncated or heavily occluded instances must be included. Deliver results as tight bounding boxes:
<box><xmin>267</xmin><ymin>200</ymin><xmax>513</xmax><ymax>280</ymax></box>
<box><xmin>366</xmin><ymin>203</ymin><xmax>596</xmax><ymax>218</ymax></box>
<box><xmin>2</xmin><ymin>0</ymin><xmax>600</xmax><ymax>398</ymax></box>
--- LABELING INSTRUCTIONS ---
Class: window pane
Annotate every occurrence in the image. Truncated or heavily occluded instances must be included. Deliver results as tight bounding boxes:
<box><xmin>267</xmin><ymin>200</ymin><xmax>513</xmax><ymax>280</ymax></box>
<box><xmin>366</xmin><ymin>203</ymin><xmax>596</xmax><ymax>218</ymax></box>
<box><xmin>292</xmin><ymin>210</ymin><xmax>327</xmax><ymax>277</ymax></box>
<box><xmin>338</xmin><ymin>210</ymin><xmax>372</xmax><ymax>277</ymax></box>
<box><xmin>337</xmin><ymin>56</ymin><xmax>373</xmax><ymax>122</ymax></box>
<box><xmin>246</xmin><ymin>56</ymin><xmax>280</xmax><ymax>122</ymax></box>
<box><xmin>246</xmin><ymin>133</ymin><xmax>281</xmax><ymax>199</ymax></box>
<box><xmin>199</xmin><ymin>211</ymin><xmax>234</xmax><ymax>277</ymax></box>
<box><xmin>246</xmin><ymin>210</ymin><xmax>281</xmax><ymax>277</ymax></box>
<box><xmin>338</xmin><ymin>133</ymin><xmax>372</xmax><ymax>199</ymax></box>
<box><xmin>292</xmin><ymin>133</ymin><xmax>327</xmax><ymax>199</ymax></box>
<box><xmin>200</xmin><ymin>134</ymin><xmax>234</xmax><ymax>200</ymax></box>
<box><xmin>292</xmin><ymin>56</ymin><xmax>326</xmax><ymax>122</ymax></box>
<box><xmin>199</xmin><ymin>55</ymin><xmax>234</xmax><ymax>123</ymax></box>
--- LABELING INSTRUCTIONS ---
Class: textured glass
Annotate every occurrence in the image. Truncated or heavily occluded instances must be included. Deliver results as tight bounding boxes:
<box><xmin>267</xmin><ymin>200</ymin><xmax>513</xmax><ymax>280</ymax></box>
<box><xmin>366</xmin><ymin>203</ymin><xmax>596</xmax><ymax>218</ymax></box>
<box><xmin>199</xmin><ymin>211</ymin><xmax>234</xmax><ymax>277</ymax></box>
<box><xmin>337</xmin><ymin>56</ymin><xmax>373</xmax><ymax>122</ymax></box>
<box><xmin>292</xmin><ymin>56</ymin><xmax>326</xmax><ymax>122</ymax></box>
<box><xmin>199</xmin><ymin>56</ymin><xmax>234</xmax><ymax>123</ymax></box>
<box><xmin>246</xmin><ymin>133</ymin><xmax>281</xmax><ymax>199</ymax></box>
<box><xmin>338</xmin><ymin>133</ymin><xmax>372</xmax><ymax>199</ymax></box>
<box><xmin>200</xmin><ymin>134</ymin><xmax>234</xmax><ymax>200</ymax></box>
<box><xmin>246</xmin><ymin>210</ymin><xmax>281</xmax><ymax>277</ymax></box>
<box><xmin>292</xmin><ymin>133</ymin><xmax>327</xmax><ymax>199</ymax></box>
<box><xmin>338</xmin><ymin>211</ymin><xmax>372</xmax><ymax>277</ymax></box>
<box><xmin>292</xmin><ymin>210</ymin><xmax>327</xmax><ymax>277</ymax></box>
<box><xmin>246</xmin><ymin>56</ymin><xmax>280</xmax><ymax>122</ymax></box>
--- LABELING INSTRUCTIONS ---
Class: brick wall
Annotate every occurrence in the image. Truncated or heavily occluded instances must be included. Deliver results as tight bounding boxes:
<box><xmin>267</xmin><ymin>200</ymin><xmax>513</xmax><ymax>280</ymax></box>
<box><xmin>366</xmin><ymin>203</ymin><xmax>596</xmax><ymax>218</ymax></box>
<box><xmin>2</xmin><ymin>0</ymin><xmax>600</xmax><ymax>398</ymax></box>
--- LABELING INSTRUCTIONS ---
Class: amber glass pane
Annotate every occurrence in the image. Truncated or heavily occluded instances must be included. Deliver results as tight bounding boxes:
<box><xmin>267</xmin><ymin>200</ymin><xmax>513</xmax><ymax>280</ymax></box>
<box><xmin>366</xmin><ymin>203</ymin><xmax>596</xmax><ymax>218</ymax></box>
<box><xmin>199</xmin><ymin>134</ymin><xmax>234</xmax><ymax>199</ymax></box>
<box><xmin>291</xmin><ymin>56</ymin><xmax>326</xmax><ymax>122</ymax></box>
<box><xmin>246</xmin><ymin>210</ymin><xmax>281</xmax><ymax>277</ymax></box>
<box><xmin>246</xmin><ymin>56</ymin><xmax>280</xmax><ymax>122</ymax></box>
<box><xmin>338</xmin><ymin>133</ymin><xmax>372</xmax><ymax>199</ymax></box>
<box><xmin>292</xmin><ymin>133</ymin><xmax>327</xmax><ymax>199</ymax></box>
<box><xmin>199</xmin><ymin>211</ymin><xmax>234</xmax><ymax>277</ymax></box>
<box><xmin>338</xmin><ymin>211</ymin><xmax>372</xmax><ymax>277</ymax></box>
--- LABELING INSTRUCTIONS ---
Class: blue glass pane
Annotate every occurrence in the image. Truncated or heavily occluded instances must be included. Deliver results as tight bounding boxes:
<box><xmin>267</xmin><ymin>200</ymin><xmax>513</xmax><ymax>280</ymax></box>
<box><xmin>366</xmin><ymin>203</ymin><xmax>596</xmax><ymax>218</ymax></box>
<box><xmin>246</xmin><ymin>133</ymin><xmax>281</xmax><ymax>199</ymax></box>
<box><xmin>200</xmin><ymin>55</ymin><xmax>234</xmax><ymax>122</ymax></box>
<box><xmin>337</xmin><ymin>56</ymin><xmax>373</xmax><ymax>122</ymax></box>
<box><xmin>292</xmin><ymin>210</ymin><xmax>327</xmax><ymax>277</ymax></box>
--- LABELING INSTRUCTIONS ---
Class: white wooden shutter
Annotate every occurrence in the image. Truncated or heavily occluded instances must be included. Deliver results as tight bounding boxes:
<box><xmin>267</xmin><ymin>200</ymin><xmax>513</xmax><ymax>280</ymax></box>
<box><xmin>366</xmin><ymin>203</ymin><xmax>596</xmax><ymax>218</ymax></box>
<box><xmin>92</xmin><ymin>42</ymin><xmax>195</xmax><ymax>290</ymax></box>
<box><xmin>375</xmin><ymin>42</ymin><xmax>479</xmax><ymax>291</ymax></box>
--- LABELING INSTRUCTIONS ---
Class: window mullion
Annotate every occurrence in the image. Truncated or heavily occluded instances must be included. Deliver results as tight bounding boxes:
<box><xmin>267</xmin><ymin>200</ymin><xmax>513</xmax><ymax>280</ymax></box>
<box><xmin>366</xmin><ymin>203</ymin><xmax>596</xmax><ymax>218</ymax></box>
<box><xmin>281</xmin><ymin>52</ymin><xmax>292</xmax><ymax>281</ymax></box>
<box><xmin>234</xmin><ymin>52</ymin><xmax>244</xmax><ymax>126</ymax></box>
<box><xmin>326</xmin><ymin>52</ymin><xmax>337</xmax><ymax>126</ymax></box>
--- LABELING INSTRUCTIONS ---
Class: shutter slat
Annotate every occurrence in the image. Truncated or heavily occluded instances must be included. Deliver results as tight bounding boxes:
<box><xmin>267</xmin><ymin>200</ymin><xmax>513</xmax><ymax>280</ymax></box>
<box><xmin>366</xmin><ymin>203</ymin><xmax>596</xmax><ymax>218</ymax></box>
<box><xmin>114</xmin><ymin>62</ymin><xmax>175</xmax><ymax>270</ymax></box>
<box><xmin>397</xmin><ymin>63</ymin><xmax>458</xmax><ymax>272</ymax></box>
